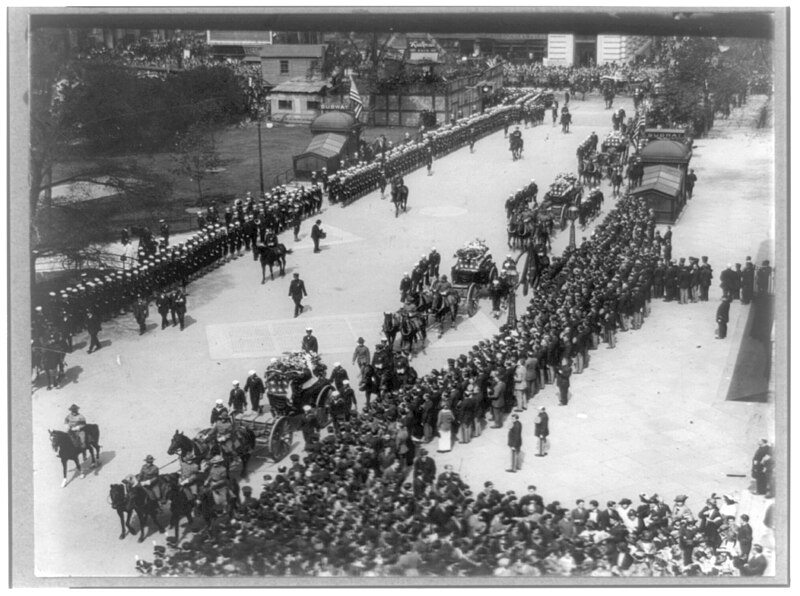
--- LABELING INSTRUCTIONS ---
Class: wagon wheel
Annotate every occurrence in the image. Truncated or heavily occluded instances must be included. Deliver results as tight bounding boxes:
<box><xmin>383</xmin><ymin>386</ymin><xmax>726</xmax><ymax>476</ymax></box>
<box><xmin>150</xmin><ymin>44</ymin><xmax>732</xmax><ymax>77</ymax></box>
<box><xmin>466</xmin><ymin>283</ymin><xmax>479</xmax><ymax>317</ymax></box>
<box><xmin>315</xmin><ymin>384</ymin><xmax>334</xmax><ymax>429</ymax></box>
<box><xmin>268</xmin><ymin>416</ymin><xmax>294</xmax><ymax>463</ymax></box>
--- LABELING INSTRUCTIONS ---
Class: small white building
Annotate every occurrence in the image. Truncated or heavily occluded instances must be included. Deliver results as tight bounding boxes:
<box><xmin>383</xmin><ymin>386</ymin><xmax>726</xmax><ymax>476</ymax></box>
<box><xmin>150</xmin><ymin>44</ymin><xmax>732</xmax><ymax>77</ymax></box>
<box><xmin>268</xmin><ymin>80</ymin><xmax>329</xmax><ymax>124</ymax></box>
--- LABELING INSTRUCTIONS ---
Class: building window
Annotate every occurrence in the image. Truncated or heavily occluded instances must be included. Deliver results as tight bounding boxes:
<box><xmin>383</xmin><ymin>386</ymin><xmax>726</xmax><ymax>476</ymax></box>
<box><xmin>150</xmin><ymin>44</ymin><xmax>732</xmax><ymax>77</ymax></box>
<box><xmin>278</xmin><ymin>99</ymin><xmax>293</xmax><ymax>110</ymax></box>
<box><xmin>306</xmin><ymin>100</ymin><xmax>320</xmax><ymax>111</ymax></box>
<box><xmin>279</xmin><ymin>60</ymin><xmax>289</xmax><ymax>74</ymax></box>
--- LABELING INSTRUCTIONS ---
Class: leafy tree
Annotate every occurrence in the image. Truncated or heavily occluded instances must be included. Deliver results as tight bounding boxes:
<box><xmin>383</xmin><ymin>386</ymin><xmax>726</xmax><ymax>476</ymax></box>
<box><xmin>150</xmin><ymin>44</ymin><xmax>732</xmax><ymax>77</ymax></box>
<box><xmin>171</xmin><ymin>125</ymin><xmax>224</xmax><ymax>206</ymax></box>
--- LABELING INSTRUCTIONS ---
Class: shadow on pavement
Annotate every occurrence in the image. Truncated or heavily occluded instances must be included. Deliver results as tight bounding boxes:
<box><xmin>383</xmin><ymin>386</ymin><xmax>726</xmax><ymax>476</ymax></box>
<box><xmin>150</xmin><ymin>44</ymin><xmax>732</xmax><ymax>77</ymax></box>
<box><xmin>93</xmin><ymin>450</ymin><xmax>116</xmax><ymax>475</ymax></box>
<box><xmin>182</xmin><ymin>315</ymin><xmax>197</xmax><ymax>329</ymax></box>
<box><xmin>727</xmin><ymin>292</ymin><xmax>774</xmax><ymax>402</ymax></box>
<box><xmin>60</xmin><ymin>365</ymin><xmax>84</xmax><ymax>387</ymax></box>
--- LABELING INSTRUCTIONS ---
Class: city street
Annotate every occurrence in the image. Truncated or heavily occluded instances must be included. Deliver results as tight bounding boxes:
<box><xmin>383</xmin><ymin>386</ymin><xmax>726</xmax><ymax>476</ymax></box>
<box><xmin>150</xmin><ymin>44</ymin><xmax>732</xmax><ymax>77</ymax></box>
<box><xmin>30</xmin><ymin>94</ymin><xmax>775</xmax><ymax>578</ymax></box>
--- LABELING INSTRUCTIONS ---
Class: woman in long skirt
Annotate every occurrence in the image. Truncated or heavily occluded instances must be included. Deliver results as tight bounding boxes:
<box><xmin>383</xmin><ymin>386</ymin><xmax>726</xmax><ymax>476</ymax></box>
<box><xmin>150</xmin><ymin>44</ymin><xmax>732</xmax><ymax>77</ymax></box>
<box><xmin>436</xmin><ymin>403</ymin><xmax>455</xmax><ymax>453</ymax></box>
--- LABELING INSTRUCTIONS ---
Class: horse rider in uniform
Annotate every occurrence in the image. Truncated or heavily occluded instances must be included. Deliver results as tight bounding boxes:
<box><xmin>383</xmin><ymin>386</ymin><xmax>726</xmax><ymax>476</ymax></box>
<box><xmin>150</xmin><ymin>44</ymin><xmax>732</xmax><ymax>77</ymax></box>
<box><xmin>264</xmin><ymin>229</ymin><xmax>279</xmax><ymax>248</ymax></box>
<box><xmin>204</xmin><ymin>454</ymin><xmax>230</xmax><ymax>490</ymax></box>
<box><xmin>213</xmin><ymin>410</ymin><xmax>236</xmax><ymax>456</ymax></box>
<box><xmin>434</xmin><ymin>275</ymin><xmax>453</xmax><ymax>311</ymax></box>
<box><xmin>179</xmin><ymin>452</ymin><xmax>203</xmax><ymax>498</ymax></box>
<box><xmin>64</xmin><ymin>404</ymin><xmax>87</xmax><ymax>450</ymax></box>
<box><xmin>137</xmin><ymin>455</ymin><xmax>161</xmax><ymax>502</ymax></box>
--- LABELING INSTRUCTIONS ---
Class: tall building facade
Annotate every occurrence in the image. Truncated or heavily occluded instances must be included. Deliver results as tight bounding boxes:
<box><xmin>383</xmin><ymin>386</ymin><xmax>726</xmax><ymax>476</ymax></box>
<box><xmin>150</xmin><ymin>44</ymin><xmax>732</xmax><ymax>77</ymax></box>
<box><xmin>545</xmin><ymin>34</ymin><xmax>651</xmax><ymax>66</ymax></box>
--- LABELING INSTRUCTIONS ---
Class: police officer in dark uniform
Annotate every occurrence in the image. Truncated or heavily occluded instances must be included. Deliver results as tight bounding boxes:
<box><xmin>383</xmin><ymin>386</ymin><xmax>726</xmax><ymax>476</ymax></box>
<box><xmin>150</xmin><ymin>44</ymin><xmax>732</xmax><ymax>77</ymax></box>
<box><xmin>288</xmin><ymin>273</ymin><xmax>307</xmax><ymax>318</ymax></box>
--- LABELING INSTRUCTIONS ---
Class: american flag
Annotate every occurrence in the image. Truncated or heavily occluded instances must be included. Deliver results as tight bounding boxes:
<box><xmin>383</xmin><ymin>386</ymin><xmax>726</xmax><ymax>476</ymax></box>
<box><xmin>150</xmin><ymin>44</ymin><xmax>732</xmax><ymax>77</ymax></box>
<box><xmin>349</xmin><ymin>75</ymin><xmax>363</xmax><ymax>121</ymax></box>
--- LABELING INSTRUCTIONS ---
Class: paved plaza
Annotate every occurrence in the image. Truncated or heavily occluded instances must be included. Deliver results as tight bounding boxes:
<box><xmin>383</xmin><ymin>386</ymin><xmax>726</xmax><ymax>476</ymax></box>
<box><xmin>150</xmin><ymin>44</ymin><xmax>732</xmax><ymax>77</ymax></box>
<box><xmin>28</xmin><ymin>94</ymin><xmax>778</xmax><ymax>579</ymax></box>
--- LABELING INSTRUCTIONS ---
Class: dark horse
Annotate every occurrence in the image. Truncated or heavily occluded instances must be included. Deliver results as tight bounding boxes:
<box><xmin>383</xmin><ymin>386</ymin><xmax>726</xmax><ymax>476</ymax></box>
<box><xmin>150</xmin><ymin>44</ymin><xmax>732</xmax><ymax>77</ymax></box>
<box><xmin>164</xmin><ymin>481</ymin><xmax>200</xmax><ymax>541</ymax></box>
<box><xmin>167</xmin><ymin>430</ymin><xmax>213</xmax><ymax>462</ymax></box>
<box><xmin>167</xmin><ymin>428</ymin><xmax>255</xmax><ymax>479</ymax></box>
<box><xmin>109</xmin><ymin>477</ymin><xmax>171</xmax><ymax>542</ymax></box>
<box><xmin>257</xmin><ymin>243</ymin><xmax>292</xmax><ymax>283</ymax></box>
<box><xmin>434</xmin><ymin>290</ymin><xmax>460</xmax><ymax>337</ymax></box>
<box><xmin>49</xmin><ymin>425</ymin><xmax>101</xmax><ymax>487</ymax></box>
<box><xmin>383</xmin><ymin>311</ymin><xmax>400</xmax><ymax>347</ymax></box>
<box><xmin>400</xmin><ymin>312</ymin><xmax>427</xmax><ymax>352</ymax></box>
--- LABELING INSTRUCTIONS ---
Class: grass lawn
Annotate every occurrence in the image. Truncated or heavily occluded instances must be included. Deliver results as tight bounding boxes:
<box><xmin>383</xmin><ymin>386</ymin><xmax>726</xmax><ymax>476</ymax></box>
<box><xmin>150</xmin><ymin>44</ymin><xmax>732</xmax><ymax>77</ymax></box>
<box><xmin>51</xmin><ymin>121</ymin><xmax>418</xmax><ymax>233</ymax></box>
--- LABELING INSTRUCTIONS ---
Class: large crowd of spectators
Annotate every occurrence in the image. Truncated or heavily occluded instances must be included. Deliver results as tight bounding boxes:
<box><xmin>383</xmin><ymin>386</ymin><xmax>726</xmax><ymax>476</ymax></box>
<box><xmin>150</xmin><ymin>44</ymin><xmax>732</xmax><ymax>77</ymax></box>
<box><xmin>137</xmin><ymin>182</ymin><xmax>770</xmax><ymax>577</ymax></box>
<box><xmin>77</xmin><ymin>36</ymin><xmax>262</xmax><ymax>81</ymax></box>
<box><xmin>503</xmin><ymin>63</ymin><xmax>663</xmax><ymax>92</ymax></box>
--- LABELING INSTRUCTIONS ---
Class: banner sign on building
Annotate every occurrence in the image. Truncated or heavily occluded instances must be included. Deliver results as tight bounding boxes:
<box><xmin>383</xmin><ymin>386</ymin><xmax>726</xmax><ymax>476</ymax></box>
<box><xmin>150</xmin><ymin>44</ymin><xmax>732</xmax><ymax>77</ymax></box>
<box><xmin>644</xmin><ymin>128</ymin><xmax>689</xmax><ymax>142</ymax></box>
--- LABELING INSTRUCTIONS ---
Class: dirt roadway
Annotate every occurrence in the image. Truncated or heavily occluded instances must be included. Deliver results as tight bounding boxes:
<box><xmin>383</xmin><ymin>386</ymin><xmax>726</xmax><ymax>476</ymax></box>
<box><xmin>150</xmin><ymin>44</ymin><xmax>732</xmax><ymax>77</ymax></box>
<box><xmin>28</xmin><ymin>94</ymin><xmax>776</xmax><ymax>580</ymax></box>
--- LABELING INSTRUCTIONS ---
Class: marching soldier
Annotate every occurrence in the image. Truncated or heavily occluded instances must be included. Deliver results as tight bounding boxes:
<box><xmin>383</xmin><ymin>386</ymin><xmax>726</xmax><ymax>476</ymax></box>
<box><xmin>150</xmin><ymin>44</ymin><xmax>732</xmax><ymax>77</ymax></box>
<box><xmin>244</xmin><ymin>370</ymin><xmax>265</xmax><ymax>414</ymax></box>
<box><xmin>399</xmin><ymin>272</ymin><xmax>413</xmax><ymax>303</ymax></box>
<box><xmin>170</xmin><ymin>288</ymin><xmax>187</xmax><ymax>330</ymax></box>
<box><xmin>132</xmin><ymin>294</ymin><xmax>149</xmax><ymax>335</ymax></box>
<box><xmin>302</xmin><ymin>327</ymin><xmax>319</xmax><ymax>354</ymax></box>
<box><xmin>352</xmin><ymin>337</ymin><xmax>370</xmax><ymax>370</ymax></box>
<box><xmin>428</xmin><ymin>247</ymin><xmax>441</xmax><ymax>279</ymax></box>
<box><xmin>228</xmin><ymin>380</ymin><xmax>247</xmax><ymax>415</ymax></box>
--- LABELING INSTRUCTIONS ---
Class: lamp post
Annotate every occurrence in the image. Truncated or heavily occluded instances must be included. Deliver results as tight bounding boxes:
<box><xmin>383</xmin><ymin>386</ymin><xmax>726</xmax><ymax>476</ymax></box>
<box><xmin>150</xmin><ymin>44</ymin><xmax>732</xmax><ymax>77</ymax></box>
<box><xmin>567</xmin><ymin>205</ymin><xmax>579</xmax><ymax>250</ymax></box>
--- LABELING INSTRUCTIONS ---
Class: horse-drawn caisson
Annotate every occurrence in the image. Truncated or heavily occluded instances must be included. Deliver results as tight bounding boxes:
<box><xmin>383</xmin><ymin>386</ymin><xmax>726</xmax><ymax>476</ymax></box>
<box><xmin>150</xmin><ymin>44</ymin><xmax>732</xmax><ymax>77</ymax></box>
<box><xmin>447</xmin><ymin>239</ymin><xmax>499</xmax><ymax>322</ymax></box>
<box><xmin>541</xmin><ymin>173</ymin><xmax>584</xmax><ymax>231</ymax></box>
<box><xmin>262</xmin><ymin>351</ymin><xmax>335</xmax><ymax>434</ymax></box>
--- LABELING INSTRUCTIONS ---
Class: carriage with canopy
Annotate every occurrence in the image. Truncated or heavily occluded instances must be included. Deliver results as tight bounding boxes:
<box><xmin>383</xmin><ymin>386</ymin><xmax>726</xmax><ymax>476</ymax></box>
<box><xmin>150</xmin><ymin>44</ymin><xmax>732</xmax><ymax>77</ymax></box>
<box><xmin>231</xmin><ymin>352</ymin><xmax>334</xmax><ymax>462</ymax></box>
<box><xmin>449</xmin><ymin>239</ymin><xmax>499</xmax><ymax>318</ymax></box>
<box><xmin>541</xmin><ymin>173</ymin><xmax>584</xmax><ymax>231</ymax></box>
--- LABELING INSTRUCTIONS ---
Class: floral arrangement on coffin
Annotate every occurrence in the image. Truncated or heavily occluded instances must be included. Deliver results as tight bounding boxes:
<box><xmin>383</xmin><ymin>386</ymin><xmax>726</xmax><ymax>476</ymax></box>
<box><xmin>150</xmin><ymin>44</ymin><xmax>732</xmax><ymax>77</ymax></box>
<box><xmin>454</xmin><ymin>239</ymin><xmax>491</xmax><ymax>268</ymax></box>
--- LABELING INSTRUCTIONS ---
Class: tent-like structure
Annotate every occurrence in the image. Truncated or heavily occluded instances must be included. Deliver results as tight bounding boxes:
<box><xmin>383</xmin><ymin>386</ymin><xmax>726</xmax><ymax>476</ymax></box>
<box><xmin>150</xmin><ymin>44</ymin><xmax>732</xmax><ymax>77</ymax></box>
<box><xmin>638</xmin><ymin>139</ymin><xmax>692</xmax><ymax>166</ymax></box>
<box><xmin>293</xmin><ymin>133</ymin><xmax>349</xmax><ymax>177</ymax></box>
<box><xmin>630</xmin><ymin>165</ymin><xmax>685</xmax><ymax>224</ymax></box>
<box><xmin>293</xmin><ymin>111</ymin><xmax>362</xmax><ymax>179</ymax></box>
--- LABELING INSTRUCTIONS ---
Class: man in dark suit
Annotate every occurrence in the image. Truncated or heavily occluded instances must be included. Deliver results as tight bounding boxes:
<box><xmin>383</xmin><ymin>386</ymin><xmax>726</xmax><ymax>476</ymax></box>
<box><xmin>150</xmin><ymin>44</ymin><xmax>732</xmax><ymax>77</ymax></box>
<box><xmin>490</xmin><ymin>371</ymin><xmax>506</xmax><ymax>428</ymax></box>
<box><xmin>737</xmin><ymin>514</ymin><xmax>753</xmax><ymax>560</ymax></box>
<box><xmin>597</xmin><ymin>500</ymin><xmax>621</xmax><ymax>530</ymax></box>
<box><xmin>716</xmin><ymin>296</ymin><xmax>731</xmax><ymax>339</ymax></box>
<box><xmin>86</xmin><ymin>310</ymin><xmax>102</xmax><ymax>353</ymax></box>
<box><xmin>741</xmin><ymin>257</ymin><xmax>756</xmax><ymax>304</ymax></box>
<box><xmin>555</xmin><ymin>358</ymin><xmax>572</xmax><ymax>405</ymax></box>
<box><xmin>738</xmin><ymin>544</ymin><xmax>767</xmax><ymax>576</ymax></box>
<box><xmin>413</xmin><ymin>448</ymin><xmax>437</xmax><ymax>486</ymax></box>
<box><xmin>288</xmin><ymin>272</ymin><xmax>307</xmax><ymax>318</ymax></box>
<box><xmin>534</xmin><ymin>406</ymin><xmax>549</xmax><ymax>456</ymax></box>
<box><xmin>310</xmin><ymin>219</ymin><xmax>324</xmax><ymax>253</ymax></box>
<box><xmin>507</xmin><ymin>414</ymin><xmax>522</xmax><ymax>472</ymax></box>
